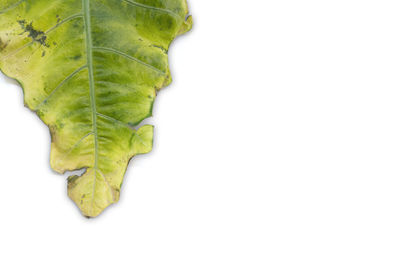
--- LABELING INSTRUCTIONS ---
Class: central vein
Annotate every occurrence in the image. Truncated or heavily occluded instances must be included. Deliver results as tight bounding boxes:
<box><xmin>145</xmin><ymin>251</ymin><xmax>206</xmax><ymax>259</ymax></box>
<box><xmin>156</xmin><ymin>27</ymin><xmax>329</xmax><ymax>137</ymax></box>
<box><xmin>83</xmin><ymin>0</ymin><xmax>98</xmax><ymax>171</ymax></box>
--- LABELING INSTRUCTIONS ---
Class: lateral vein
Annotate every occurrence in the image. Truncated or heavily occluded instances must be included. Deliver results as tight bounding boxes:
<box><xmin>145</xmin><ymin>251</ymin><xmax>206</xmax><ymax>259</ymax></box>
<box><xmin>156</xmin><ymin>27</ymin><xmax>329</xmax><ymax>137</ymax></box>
<box><xmin>92</xmin><ymin>46</ymin><xmax>165</xmax><ymax>74</ymax></box>
<box><xmin>0</xmin><ymin>0</ymin><xmax>25</xmax><ymax>14</ymax></box>
<box><xmin>121</xmin><ymin>0</ymin><xmax>180</xmax><ymax>19</ymax></box>
<box><xmin>97</xmin><ymin>112</ymin><xmax>134</xmax><ymax>130</ymax></box>
<box><xmin>35</xmin><ymin>65</ymin><xmax>88</xmax><ymax>110</ymax></box>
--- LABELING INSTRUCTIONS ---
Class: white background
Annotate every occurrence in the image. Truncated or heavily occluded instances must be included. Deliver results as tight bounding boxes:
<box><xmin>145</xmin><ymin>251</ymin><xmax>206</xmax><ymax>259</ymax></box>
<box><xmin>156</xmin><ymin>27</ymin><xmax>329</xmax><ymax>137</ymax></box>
<box><xmin>1</xmin><ymin>0</ymin><xmax>400</xmax><ymax>266</ymax></box>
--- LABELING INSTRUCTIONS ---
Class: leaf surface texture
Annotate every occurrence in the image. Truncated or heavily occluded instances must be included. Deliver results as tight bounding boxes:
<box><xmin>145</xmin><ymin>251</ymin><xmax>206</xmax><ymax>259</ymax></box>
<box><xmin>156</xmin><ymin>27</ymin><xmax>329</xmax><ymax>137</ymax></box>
<box><xmin>0</xmin><ymin>0</ymin><xmax>192</xmax><ymax>217</ymax></box>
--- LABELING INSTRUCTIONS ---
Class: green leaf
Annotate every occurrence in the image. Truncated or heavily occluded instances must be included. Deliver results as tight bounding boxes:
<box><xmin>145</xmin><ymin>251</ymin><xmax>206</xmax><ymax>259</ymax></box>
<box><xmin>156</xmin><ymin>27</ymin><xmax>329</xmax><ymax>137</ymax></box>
<box><xmin>0</xmin><ymin>0</ymin><xmax>192</xmax><ymax>217</ymax></box>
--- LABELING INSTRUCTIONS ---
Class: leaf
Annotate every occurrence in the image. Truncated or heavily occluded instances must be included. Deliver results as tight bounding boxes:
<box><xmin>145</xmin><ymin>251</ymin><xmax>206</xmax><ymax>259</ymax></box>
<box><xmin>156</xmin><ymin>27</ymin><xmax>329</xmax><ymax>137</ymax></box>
<box><xmin>0</xmin><ymin>0</ymin><xmax>192</xmax><ymax>217</ymax></box>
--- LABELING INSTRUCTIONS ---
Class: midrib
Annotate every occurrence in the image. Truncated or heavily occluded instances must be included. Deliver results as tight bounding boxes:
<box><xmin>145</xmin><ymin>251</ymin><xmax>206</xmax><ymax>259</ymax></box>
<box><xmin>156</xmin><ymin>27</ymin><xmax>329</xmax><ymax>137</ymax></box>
<box><xmin>83</xmin><ymin>0</ymin><xmax>98</xmax><ymax>172</ymax></box>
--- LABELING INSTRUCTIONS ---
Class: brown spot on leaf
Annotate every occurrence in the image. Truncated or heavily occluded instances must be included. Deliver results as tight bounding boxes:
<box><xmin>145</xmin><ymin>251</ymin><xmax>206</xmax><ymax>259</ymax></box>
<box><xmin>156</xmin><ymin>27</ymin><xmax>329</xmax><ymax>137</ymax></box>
<box><xmin>18</xmin><ymin>20</ymin><xmax>49</xmax><ymax>47</ymax></box>
<box><xmin>0</xmin><ymin>38</ymin><xmax>9</xmax><ymax>51</ymax></box>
